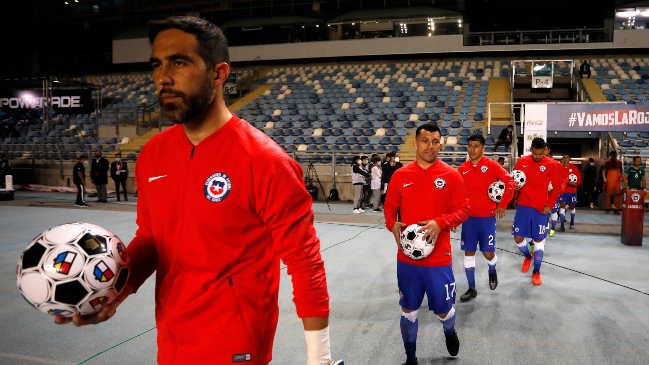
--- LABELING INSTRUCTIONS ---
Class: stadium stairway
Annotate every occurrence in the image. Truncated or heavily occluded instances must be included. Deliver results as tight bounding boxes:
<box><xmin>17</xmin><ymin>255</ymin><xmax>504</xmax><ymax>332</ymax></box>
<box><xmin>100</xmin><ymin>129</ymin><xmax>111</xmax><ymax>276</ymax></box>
<box><xmin>107</xmin><ymin>128</ymin><xmax>160</xmax><ymax>159</ymax></box>
<box><xmin>581</xmin><ymin>78</ymin><xmax>607</xmax><ymax>102</ymax></box>
<box><xmin>486</xmin><ymin>79</ymin><xmax>511</xmax><ymax>127</ymax></box>
<box><xmin>228</xmin><ymin>83</ymin><xmax>275</xmax><ymax>113</ymax></box>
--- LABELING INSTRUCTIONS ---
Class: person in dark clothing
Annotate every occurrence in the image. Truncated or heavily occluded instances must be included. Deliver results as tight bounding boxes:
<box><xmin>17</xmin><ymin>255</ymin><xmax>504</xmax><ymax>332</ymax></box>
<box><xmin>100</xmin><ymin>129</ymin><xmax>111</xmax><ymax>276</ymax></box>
<box><xmin>381</xmin><ymin>151</ymin><xmax>403</xmax><ymax>197</ymax></box>
<box><xmin>352</xmin><ymin>155</ymin><xmax>370</xmax><ymax>213</ymax></box>
<box><xmin>73</xmin><ymin>155</ymin><xmax>90</xmax><ymax>207</ymax></box>
<box><xmin>91</xmin><ymin>150</ymin><xmax>109</xmax><ymax>202</ymax></box>
<box><xmin>361</xmin><ymin>155</ymin><xmax>372</xmax><ymax>208</ymax></box>
<box><xmin>110</xmin><ymin>152</ymin><xmax>129</xmax><ymax>201</ymax></box>
<box><xmin>0</xmin><ymin>152</ymin><xmax>10</xmax><ymax>189</ymax></box>
<box><xmin>494</xmin><ymin>125</ymin><xmax>513</xmax><ymax>151</ymax></box>
<box><xmin>579</xmin><ymin>60</ymin><xmax>591</xmax><ymax>79</ymax></box>
<box><xmin>583</xmin><ymin>157</ymin><xmax>598</xmax><ymax>209</ymax></box>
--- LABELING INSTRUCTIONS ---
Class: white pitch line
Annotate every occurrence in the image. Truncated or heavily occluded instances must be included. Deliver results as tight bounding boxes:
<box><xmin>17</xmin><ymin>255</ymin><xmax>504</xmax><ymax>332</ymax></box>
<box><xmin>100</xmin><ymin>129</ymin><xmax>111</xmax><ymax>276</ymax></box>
<box><xmin>0</xmin><ymin>351</ymin><xmax>75</xmax><ymax>365</ymax></box>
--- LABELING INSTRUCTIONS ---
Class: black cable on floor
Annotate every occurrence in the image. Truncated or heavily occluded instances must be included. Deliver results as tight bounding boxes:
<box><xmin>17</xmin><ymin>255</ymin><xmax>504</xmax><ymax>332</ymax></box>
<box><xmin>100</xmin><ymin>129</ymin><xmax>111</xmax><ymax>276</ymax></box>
<box><xmin>496</xmin><ymin>246</ymin><xmax>649</xmax><ymax>296</ymax></box>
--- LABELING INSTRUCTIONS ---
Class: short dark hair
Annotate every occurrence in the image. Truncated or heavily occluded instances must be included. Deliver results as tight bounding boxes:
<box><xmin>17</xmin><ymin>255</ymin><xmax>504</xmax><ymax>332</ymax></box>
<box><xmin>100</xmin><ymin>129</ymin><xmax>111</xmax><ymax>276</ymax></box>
<box><xmin>386</xmin><ymin>152</ymin><xmax>394</xmax><ymax>158</ymax></box>
<box><xmin>610</xmin><ymin>151</ymin><xmax>617</xmax><ymax>156</ymax></box>
<box><xmin>531</xmin><ymin>137</ymin><xmax>546</xmax><ymax>149</ymax></box>
<box><xmin>468</xmin><ymin>134</ymin><xmax>485</xmax><ymax>145</ymax></box>
<box><xmin>415</xmin><ymin>123</ymin><xmax>441</xmax><ymax>138</ymax></box>
<box><xmin>634</xmin><ymin>156</ymin><xmax>641</xmax><ymax>161</ymax></box>
<box><xmin>115</xmin><ymin>152</ymin><xmax>122</xmax><ymax>157</ymax></box>
<box><xmin>95</xmin><ymin>150</ymin><xmax>102</xmax><ymax>154</ymax></box>
<box><xmin>79</xmin><ymin>154</ymin><xmax>87</xmax><ymax>160</ymax></box>
<box><xmin>589</xmin><ymin>157</ymin><xmax>595</xmax><ymax>162</ymax></box>
<box><xmin>498</xmin><ymin>157</ymin><xmax>505</xmax><ymax>162</ymax></box>
<box><xmin>149</xmin><ymin>16</ymin><xmax>230</xmax><ymax>69</ymax></box>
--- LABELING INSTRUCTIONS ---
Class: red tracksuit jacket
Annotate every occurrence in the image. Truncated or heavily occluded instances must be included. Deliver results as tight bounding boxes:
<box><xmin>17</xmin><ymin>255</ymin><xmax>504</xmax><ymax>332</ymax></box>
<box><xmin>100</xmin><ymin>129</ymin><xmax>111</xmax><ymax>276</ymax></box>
<box><xmin>126</xmin><ymin>116</ymin><xmax>330</xmax><ymax>364</ymax></box>
<box><xmin>384</xmin><ymin>160</ymin><xmax>470</xmax><ymax>267</ymax></box>
<box><xmin>564</xmin><ymin>164</ymin><xmax>582</xmax><ymax>193</ymax></box>
<box><xmin>514</xmin><ymin>155</ymin><xmax>564</xmax><ymax>213</ymax></box>
<box><xmin>457</xmin><ymin>157</ymin><xmax>515</xmax><ymax>217</ymax></box>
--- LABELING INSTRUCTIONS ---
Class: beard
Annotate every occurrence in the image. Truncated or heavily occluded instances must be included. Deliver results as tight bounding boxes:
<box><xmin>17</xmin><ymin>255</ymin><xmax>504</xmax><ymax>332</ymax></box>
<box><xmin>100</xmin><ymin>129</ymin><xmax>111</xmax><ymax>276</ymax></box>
<box><xmin>159</xmin><ymin>78</ymin><xmax>215</xmax><ymax>124</ymax></box>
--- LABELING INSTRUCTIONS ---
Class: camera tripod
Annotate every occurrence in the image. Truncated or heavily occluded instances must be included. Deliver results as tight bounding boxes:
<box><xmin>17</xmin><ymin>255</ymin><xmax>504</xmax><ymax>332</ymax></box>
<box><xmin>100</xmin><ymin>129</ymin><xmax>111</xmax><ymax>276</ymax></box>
<box><xmin>305</xmin><ymin>160</ymin><xmax>331</xmax><ymax>211</ymax></box>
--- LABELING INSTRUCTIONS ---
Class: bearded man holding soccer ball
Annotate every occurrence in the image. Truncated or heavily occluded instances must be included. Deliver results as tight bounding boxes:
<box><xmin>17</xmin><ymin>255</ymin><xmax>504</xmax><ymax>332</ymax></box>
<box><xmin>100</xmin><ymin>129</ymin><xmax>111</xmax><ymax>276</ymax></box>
<box><xmin>55</xmin><ymin>16</ymin><xmax>343</xmax><ymax>365</ymax></box>
<box><xmin>384</xmin><ymin>123</ymin><xmax>469</xmax><ymax>364</ymax></box>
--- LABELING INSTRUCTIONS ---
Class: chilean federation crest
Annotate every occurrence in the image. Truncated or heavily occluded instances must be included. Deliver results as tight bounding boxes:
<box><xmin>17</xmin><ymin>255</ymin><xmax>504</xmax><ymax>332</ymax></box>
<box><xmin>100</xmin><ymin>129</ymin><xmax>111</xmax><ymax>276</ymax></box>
<box><xmin>481</xmin><ymin>166</ymin><xmax>488</xmax><ymax>173</ymax></box>
<box><xmin>434</xmin><ymin>178</ymin><xmax>446</xmax><ymax>189</ymax></box>
<box><xmin>204</xmin><ymin>172</ymin><xmax>232</xmax><ymax>203</ymax></box>
<box><xmin>631</xmin><ymin>193</ymin><xmax>641</xmax><ymax>203</ymax></box>
<box><xmin>540</xmin><ymin>166</ymin><xmax>546</xmax><ymax>172</ymax></box>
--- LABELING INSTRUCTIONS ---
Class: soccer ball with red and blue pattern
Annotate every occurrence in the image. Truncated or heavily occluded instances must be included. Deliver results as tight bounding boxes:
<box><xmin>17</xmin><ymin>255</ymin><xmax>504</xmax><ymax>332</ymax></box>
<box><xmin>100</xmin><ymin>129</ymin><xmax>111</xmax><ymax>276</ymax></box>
<box><xmin>16</xmin><ymin>223</ymin><xmax>130</xmax><ymax>318</ymax></box>
<box><xmin>400</xmin><ymin>224</ymin><xmax>434</xmax><ymax>260</ymax></box>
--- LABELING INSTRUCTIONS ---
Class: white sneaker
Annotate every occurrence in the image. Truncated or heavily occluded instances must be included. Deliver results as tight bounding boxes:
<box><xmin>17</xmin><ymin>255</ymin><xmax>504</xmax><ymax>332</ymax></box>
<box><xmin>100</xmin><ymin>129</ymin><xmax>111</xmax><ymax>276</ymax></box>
<box><xmin>353</xmin><ymin>209</ymin><xmax>362</xmax><ymax>214</ymax></box>
<box><xmin>359</xmin><ymin>208</ymin><xmax>365</xmax><ymax>212</ymax></box>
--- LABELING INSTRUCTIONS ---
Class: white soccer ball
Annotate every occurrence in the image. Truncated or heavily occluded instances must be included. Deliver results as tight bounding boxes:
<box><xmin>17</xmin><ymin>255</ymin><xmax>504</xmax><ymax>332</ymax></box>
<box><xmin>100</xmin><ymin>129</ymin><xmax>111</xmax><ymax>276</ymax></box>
<box><xmin>488</xmin><ymin>181</ymin><xmax>506</xmax><ymax>203</ymax></box>
<box><xmin>568</xmin><ymin>174</ymin><xmax>578</xmax><ymax>184</ymax></box>
<box><xmin>400</xmin><ymin>224</ymin><xmax>434</xmax><ymax>260</ymax></box>
<box><xmin>510</xmin><ymin>170</ymin><xmax>527</xmax><ymax>190</ymax></box>
<box><xmin>16</xmin><ymin>223</ymin><xmax>130</xmax><ymax>318</ymax></box>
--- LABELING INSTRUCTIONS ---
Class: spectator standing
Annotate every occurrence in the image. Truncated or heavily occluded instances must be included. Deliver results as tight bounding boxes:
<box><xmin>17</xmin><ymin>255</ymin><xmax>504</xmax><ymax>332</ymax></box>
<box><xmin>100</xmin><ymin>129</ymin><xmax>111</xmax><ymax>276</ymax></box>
<box><xmin>110</xmin><ymin>152</ymin><xmax>129</xmax><ymax>201</ymax></box>
<box><xmin>583</xmin><ymin>157</ymin><xmax>598</xmax><ymax>209</ymax></box>
<box><xmin>371</xmin><ymin>155</ymin><xmax>382</xmax><ymax>212</ymax></box>
<box><xmin>361</xmin><ymin>155</ymin><xmax>372</xmax><ymax>208</ymax></box>
<box><xmin>494</xmin><ymin>125</ymin><xmax>513</xmax><ymax>151</ymax></box>
<box><xmin>91</xmin><ymin>150</ymin><xmax>109</xmax><ymax>202</ymax></box>
<box><xmin>352</xmin><ymin>156</ymin><xmax>370</xmax><ymax>214</ymax></box>
<box><xmin>381</xmin><ymin>151</ymin><xmax>403</xmax><ymax>196</ymax></box>
<box><xmin>0</xmin><ymin>152</ymin><xmax>10</xmax><ymax>189</ymax></box>
<box><xmin>73</xmin><ymin>155</ymin><xmax>90</xmax><ymax>207</ymax></box>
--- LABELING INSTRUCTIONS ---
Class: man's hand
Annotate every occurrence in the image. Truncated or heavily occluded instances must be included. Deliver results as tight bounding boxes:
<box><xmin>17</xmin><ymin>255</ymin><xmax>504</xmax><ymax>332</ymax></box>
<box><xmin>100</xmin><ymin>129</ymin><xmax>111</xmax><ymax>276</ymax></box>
<box><xmin>54</xmin><ymin>285</ymin><xmax>133</xmax><ymax>327</ymax></box>
<box><xmin>417</xmin><ymin>220</ymin><xmax>441</xmax><ymax>244</ymax></box>
<box><xmin>450</xmin><ymin>226</ymin><xmax>458</xmax><ymax>233</ymax></box>
<box><xmin>391</xmin><ymin>222</ymin><xmax>406</xmax><ymax>248</ymax></box>
<box><xmin>496</xmin><ymin>207</ymin><xmax>506</xmax><ymax>219</ymax></box>
<box><xmin>542</xmin><ymin>206</ymin><xmax>551</xmax><ymax>215</ymax></box>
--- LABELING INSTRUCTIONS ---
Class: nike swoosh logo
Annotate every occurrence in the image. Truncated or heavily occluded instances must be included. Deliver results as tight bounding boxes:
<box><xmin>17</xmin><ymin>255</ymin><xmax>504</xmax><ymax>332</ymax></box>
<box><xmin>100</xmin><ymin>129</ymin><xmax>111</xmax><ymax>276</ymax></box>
<box><xmin>463</xmin><ymin>171</ymin><xmax>469</xmax><ymax>174</ymax></box>
<box><xmin>403</xmin><ymin>183</ymin><xmax>414</xmax><ymax>187</ymax></box>
<box><xmin>523</xmin><ymin>165</ymin><xmax>529</xmax><ymax>167</ymax></box>
<box><xmin>149</xmin><ymin>175</ymin><xmax>167</xmax><ymax>182</ymax></box>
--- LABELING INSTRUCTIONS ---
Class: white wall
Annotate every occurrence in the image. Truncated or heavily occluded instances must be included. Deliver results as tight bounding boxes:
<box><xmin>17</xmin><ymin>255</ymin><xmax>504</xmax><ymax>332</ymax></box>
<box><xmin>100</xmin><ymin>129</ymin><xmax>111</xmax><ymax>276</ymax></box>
<box><xmin>112</xmin><ymin>38</ymin><xmax>152</xmax><ymax>64</ymax></box>
<box><xmin>113</xmin><ymin>30</ymin><xmax>649</xmax><ymax>64</ymax></box>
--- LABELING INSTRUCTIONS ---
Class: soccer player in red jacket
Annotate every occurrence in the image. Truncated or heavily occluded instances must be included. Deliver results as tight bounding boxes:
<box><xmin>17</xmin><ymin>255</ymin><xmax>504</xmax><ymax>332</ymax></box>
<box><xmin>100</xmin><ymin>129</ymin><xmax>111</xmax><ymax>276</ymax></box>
<box><xmin>55</xmin><ymin>16</ymin><xmax>343</xmax><ymax>365</ymax></box>
<box><xmin>512</xmin><ymin>138</ymin><xmax>563</xmax><ymax>286</ymax></box>
<box><xmin>558</xmin><ymin>153</ymin><xmax>582</xmax><ymax>231</ymax></box>
<box><xmin>546</xmin><ymin>146</ymin><xmax>568</xmax><ymax>237</ymax></box>
<box><xmin>384</xmin><ymin>123</ymin><xmax>470</xmax><ymax>364</ymax></box>
<box><xmin>457</xmin><ymin>135</ymin><xmax>514</xmax><ymax>302</ymax></box>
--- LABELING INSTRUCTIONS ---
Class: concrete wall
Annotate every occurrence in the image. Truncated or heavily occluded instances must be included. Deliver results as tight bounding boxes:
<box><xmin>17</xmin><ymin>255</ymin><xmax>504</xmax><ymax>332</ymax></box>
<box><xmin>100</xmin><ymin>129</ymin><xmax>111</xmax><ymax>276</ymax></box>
<box><xmin>113</xmin><ymin>30</ymin><xmax>649</xmax><ymax>65</ymax></box>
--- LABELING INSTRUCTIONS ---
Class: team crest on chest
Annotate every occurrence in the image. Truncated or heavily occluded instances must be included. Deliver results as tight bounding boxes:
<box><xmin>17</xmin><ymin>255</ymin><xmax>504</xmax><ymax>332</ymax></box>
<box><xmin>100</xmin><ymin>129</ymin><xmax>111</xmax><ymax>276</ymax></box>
<box><xmin>540</xmin><ymin>165</ymin><xmax>546</xmax><ymax>172</ymax></box>
<box><xmin>481</xmin><ymin>166</ymin><xmax>488</xmax><ymax>173</ymax></box>
<box><xmin>204</xmin><ymin>172</ymin><xmax>232</xmax><ymax>202</ymax></box>
<box><xmin>434</xmin><ymin>178</ymin><xmax>446</xmax><ymax>189</ymax></box>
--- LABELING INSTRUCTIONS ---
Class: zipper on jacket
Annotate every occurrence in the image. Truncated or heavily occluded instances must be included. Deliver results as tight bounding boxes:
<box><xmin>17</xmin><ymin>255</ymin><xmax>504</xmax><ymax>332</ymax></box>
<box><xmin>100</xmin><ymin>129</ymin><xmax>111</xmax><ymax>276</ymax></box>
<box><xmin>190</xmin><ymin>146</ymin><xmax>195</xmax><ymax>158</ymax></box>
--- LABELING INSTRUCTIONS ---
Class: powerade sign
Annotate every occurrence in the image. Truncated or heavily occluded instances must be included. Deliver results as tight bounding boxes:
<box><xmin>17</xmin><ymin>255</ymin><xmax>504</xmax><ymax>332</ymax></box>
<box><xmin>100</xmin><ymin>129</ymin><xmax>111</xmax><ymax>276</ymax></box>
<box><xmin>0</xmin><ymin>89</ymin><xmax>94</xmax><ymax>114</ymax></box>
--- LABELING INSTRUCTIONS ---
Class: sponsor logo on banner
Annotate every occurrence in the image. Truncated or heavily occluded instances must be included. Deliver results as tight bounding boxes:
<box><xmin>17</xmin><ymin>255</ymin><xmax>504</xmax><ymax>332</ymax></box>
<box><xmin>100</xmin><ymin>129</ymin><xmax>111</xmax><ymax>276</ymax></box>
<box><xmin>0</xmin><ymin>89</ymin><xmax>94</xmax><ymax>113</ymax></box>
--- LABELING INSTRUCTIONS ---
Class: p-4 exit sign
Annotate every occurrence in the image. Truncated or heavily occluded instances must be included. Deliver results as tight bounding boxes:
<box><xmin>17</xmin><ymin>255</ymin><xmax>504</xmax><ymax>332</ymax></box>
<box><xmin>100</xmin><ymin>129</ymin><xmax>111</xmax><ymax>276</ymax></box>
<box><xmin>532</xmin><ymin>76</ymin><xmax>553</xmax><ymax>89</ymax></box>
